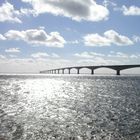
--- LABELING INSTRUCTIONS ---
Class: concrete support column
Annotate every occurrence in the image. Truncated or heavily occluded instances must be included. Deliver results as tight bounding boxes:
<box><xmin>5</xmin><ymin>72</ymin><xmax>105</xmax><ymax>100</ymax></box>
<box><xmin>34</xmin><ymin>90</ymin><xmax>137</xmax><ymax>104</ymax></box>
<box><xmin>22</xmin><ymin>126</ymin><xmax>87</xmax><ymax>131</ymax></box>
<box><xmin>91</xmin><ymin>69</ymin><xmax>94</xmax><ymax>75</ymax></box>
<box><xmin>54</xmin><ymin>70</ymin><xmax>56</xmax><ymax>74</ymax></box>
<box><xmin>116</xmin><ymin>70</ymin><xmax>120</xmax><ymax>75</ymax></box>
<box><xmin>68</xmin><ymin>69</ymin><xmax>71</xmax><ymax>74</ymax></box>
<box><xmin>62</xmin><ymin>69</ymin><xmax>64</xmax><ymax>74</ymax></box>
<box><xmin>77</xmin><ymin>69</ymin><xmax>80</xmax><ymax>74</ymax></box>
<box><xmin>58</xmin><ymin>70</ymin><xmax>60</xmax><ymax>74</ymax></box>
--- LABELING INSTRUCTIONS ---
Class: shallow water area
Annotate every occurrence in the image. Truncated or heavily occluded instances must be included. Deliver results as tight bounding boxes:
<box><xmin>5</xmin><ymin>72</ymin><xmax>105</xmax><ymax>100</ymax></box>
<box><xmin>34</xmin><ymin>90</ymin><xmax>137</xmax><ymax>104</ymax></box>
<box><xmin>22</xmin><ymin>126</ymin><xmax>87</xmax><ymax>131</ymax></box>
<box><xmin>0</xmin><ymin>74</ymin><xmax>140</xmax><ymax>140</ymax></box>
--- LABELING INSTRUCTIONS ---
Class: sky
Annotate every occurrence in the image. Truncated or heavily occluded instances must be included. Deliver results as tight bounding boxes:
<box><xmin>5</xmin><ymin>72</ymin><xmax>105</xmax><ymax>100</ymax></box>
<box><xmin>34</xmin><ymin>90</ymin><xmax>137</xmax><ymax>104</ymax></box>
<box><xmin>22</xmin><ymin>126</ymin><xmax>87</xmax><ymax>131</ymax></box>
<box><xmin>0</xmin><ymin>0</ymin><xmax>140</xmax><ymax>73</ymax></box>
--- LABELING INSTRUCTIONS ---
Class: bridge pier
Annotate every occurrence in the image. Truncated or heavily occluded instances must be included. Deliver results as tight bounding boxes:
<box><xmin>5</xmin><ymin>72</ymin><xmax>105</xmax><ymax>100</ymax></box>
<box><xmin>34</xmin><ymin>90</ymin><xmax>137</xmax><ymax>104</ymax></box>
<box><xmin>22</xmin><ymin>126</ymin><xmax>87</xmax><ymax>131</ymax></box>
<box><xmin>116</xmin><ymin>70</ymin><xmax>120</xmax><ymax>75</ymax></box>
<box><xmin>68</xmin><ymin>68</ymin><xmax>71</xmax><ymax>74</ymax></box>
<box><xmin>57</xmin><ymin>69</ymin><xmax>60</xmax><ymax>74</ymax></box>
<box><xmin>91</xmin><ymin>69</ymin><xmax>94</xmax><ymax>75</ymax></box>
<box><xmin>77</xmin><ymin>69</ymin><xmax>80</xmax><ymax>74</ymax></box>
<box><xmin>62</xmin><ymin>69</ymin><xmax>64</xmax><ymax>74</ymax></box>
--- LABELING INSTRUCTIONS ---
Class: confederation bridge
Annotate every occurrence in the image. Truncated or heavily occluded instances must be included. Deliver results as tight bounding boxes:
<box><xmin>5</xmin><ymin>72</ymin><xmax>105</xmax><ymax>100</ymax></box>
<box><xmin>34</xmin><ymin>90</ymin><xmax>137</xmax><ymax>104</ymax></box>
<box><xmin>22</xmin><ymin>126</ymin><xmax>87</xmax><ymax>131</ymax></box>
<box><xmin>40</xmin><ymin>64</ymin><xmax>140</xmax><ymax>75</ymax></box>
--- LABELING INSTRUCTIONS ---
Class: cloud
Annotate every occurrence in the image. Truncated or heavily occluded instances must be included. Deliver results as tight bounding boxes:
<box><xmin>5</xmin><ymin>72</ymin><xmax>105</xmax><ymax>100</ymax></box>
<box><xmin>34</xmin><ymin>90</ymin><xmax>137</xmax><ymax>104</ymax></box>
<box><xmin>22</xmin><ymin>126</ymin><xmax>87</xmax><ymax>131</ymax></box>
<box><xmin>9</xmin><ymin>55</ymin><xmax>17</xmax><ymax>58</ymax></box>
<box><xmin>51</xmin><ymin>53</ymin><xmax>60</xmax><ymax>58</ymax></box>
<box><xmin>75</xmin><ymin>52</ymin><xmax>94</xmax><ymax>59</ymax></box>
<box><xmin>104</xmin><ymin>30</ymin><xmax>133</xmax><ymax>46</ymax></box>
<box><xmin>107</xmin><ymin>52</ymin><xmax>140</xmax><ymax>59</ymax></box>
<box><xmin>0</xmin><ymin>52</ymin><xmax>140</xmax><ymax>73</ymax></box>
<box><xmin>133</xmin><ymin>35</ymin><xmax>140</xmax><ymax>42</ymax></box>
<box><xmin>74</xmin><ymin>51</ymin><xmax>140</xmax><ymax>68</ymax></box>
<box><xmin>75</xmin><ymin>51</ymin><xmax>140</xmax><ymax>61</ymax></box>
<box><xmin>21</xmin><ymin>0</ymin><xmax>109</xmax><ymax>22</ymax></box>
<box><xmin>0</xmin><ymin>55</ymin><xmax>6</xmax><ymax>59</ymax></box>
<box><xmin>20</xmin><ymin>8</ymin><xmax>35</xmax><ymax>16</ymax></box>
<box><xmin>0</xmin><ymin>2</ymin><xmax>21</xmax><ymax>23</ymax></box>
<box><xmin>130</xmin><ymin>55</ymin><xmax>138</xmax><ymax>59</ymax></box>
<box><xmin>84</xmin><ymin>33</ymin><xmax>111</xmax><ymax>47</ymax></box>
<box><xmin>31</xmin><ymin>52</ymin><xmax>60</xmax><ymax>58</ymax></box>
<box><xmin>5</xmin><ymin>48</ymin><xmax>20</xmax><ymax>53</ymax></box>
<box><xmin>74</xmin><ymin>51</ymin><xmax>105</xmax><ymax>59</ymax></box>
<box><xmin>68</xmin><ymin>40</ymin><xmax>79</xmax><ymax>44</ymax></box>
<box><xmin>0</xmin><ymin>57</ymin><xmax>72</xmax><ymax>73</ymax></box>
<box><xmin>4</xmin><ymin>28</ymin><xmax>66</xmax><ymax>48</ymax></box>
<box><xmin>122</xmin><ymin>5</ymin><xmax>140</xmax><ymax>16</ymax></box>
<box><xmin>103</xmin><ymin>0</ymin><xmax>117</xmax><ymax>8</ymax></box>
<box><xmin>84</xmin><ymin>30</ymin><xmax>133</xmax><ymax>47</ymax></box>
<box><xmin>0</xmin><ymin>34</ymin><xmax>6</xmax><ymax>40</ymax></box>
<box><xmin>108</xmin><ymin>52</ymin><xmax>128</xmax><ymax>58</ymax></box>
<box><xmin>77</xmin><ymin>57</ymin><xmax>119</xmax><ymax>65</ymax></box>
<box><xmin>74</xmin><ymin>51</ymin><xmax>119</xmax><ymax>65</ymax></box>
<box><xmin>31</xmin><ymin>52</ymin><xmax>49</xmax><ymax>58</ymax></box>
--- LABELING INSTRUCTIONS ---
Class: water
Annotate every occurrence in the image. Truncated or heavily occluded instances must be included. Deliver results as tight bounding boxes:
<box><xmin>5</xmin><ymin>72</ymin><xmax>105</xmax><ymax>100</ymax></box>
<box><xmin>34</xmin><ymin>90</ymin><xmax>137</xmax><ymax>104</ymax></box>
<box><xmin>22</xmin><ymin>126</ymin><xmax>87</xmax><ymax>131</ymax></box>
<box><xmin>0</xmin><ymin>75</ymin><xmax>140</xmax><ymax>140</ymax></box>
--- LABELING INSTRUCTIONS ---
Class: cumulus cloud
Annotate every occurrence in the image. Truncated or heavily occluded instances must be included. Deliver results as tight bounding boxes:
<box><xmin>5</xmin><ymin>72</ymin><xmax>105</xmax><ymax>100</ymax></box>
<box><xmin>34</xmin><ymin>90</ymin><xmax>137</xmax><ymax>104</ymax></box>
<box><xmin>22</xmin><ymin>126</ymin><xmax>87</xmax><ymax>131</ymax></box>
<box><xmin>122</xmin><ymin>5</ymin><xmax>140</xmax><ymax>16</ymax></box>
<box><xmin>5</xmin><ymin>48</ymin><xmax>20</xmax><ymax>53</ymax></box>
<box><xmin>104</xmin><ymin>30</ymin><xmax>133</xmax><ymax>46</ymax></box>
<box><xmin>21</xmin><ymin>0</ymin><xmax>109</xmax><ymax>22</ymax></box>
<box><xmin>84</xmin><ymin>33</ymin><xmax>111</xmax><ymax>47</ymax></box>
<box><xmin>0</xmin><ymin>34</ymin><xmax>6</xmax><ymax>40</ymax></box>
<box><xmin>84</xmin><ymin>30</ymin><xmax>133</xmax><ymax>47</ymax></box>
<box><xmin>0</xmin><ymin>2</ymin><xmax>21</xmax><ymax>23</ymax></box>
<box><xmin>4</xmin><ymin>29</ymin><xmax>66</xmax><ymax>48</ymax></box>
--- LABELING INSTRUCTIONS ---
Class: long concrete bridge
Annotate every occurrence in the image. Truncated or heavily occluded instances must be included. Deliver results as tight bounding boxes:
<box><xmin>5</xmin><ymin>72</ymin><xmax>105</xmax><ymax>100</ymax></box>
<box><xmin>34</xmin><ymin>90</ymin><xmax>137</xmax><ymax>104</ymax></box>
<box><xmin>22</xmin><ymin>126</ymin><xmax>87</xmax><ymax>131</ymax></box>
<box><xmin>40</xmin><ymin>64</ymin><xmax>140</xmax><ymax>75</ymax></box>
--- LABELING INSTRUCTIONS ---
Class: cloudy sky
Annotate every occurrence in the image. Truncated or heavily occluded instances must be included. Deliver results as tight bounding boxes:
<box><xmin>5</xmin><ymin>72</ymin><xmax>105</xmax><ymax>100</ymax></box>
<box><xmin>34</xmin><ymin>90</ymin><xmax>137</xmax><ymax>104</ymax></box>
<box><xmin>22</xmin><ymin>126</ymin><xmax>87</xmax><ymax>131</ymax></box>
<box><xmin>0</xmin><ymin>0</ymin><xmax>140</xmax><ymax>73</ymax></box>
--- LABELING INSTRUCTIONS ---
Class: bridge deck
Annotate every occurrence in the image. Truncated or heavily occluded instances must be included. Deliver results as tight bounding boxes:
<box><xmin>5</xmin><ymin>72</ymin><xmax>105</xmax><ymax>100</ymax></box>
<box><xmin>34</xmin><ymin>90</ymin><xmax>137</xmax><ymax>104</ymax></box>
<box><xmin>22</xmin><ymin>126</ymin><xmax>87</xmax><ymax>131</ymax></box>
<box><xmin>40</xmin><ymin>64</ymin><xmax>140</xmax><ymax>75</ymax></box>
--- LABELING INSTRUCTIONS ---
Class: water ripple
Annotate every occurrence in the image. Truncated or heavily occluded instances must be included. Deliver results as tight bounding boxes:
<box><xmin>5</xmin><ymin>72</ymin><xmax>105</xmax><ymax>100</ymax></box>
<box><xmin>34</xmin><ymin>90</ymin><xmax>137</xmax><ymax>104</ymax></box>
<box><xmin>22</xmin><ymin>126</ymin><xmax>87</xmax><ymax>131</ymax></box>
<box><xmin>0</xmin><ymin>75</ymin><xmax>140</xmax><ymax>140</ymax></box>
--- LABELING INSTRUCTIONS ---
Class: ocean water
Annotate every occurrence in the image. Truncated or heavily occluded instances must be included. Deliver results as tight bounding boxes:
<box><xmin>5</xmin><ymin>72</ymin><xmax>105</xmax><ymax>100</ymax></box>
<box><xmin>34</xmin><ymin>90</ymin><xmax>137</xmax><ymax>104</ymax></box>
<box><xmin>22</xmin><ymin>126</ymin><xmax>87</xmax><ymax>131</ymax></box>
<box><xmin>0</xmin><ymin>74</ymin><xmax>140</xmax><ymax>140</ymax></box>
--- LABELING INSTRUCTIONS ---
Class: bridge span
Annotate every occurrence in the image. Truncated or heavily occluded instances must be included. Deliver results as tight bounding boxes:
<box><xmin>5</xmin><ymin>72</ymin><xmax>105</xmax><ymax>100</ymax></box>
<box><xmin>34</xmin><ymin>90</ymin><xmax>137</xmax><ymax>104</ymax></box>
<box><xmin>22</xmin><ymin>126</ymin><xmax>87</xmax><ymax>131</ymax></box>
<box><xmin>40</xmin><ymin>64</ymin><xmax>140</xmax><ymax>75</ymax></box>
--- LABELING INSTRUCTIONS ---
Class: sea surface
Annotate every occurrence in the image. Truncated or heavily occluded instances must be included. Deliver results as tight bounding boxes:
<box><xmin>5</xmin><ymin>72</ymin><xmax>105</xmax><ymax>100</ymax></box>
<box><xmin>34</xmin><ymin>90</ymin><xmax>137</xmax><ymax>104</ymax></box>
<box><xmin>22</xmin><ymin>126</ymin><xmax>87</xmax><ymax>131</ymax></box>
<box><xmin>0</xmin><ymin>74</ymin><xmax>140</xmax><ymax>140</ymax></box>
